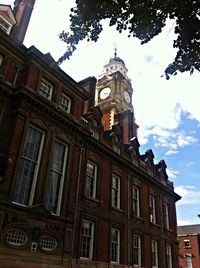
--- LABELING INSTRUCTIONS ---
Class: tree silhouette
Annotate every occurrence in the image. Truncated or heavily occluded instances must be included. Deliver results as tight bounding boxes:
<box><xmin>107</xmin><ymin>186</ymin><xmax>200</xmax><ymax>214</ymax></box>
<box><xmin>58</xmin><ymin>0</ymin><xmax>200</xmax><ymax>79</ymax></box>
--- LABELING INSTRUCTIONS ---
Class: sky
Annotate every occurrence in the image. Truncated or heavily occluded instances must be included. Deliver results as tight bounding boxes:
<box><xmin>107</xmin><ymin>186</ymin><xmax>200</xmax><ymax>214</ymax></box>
<box><xmin>2</xmin><ymin>0</ymin><xmax>200</xmax><ymax>226</ymax></box>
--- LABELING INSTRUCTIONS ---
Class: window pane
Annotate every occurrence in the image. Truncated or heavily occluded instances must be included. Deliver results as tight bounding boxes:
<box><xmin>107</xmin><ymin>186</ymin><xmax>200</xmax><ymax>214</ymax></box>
<box><xmin>60</xmin><ymin>93</ymin><xmax>71</xmax><ymax>113</ymax></box>
<box><xmin>133</xmin><ymin>186</ymin><xmax>140</xmax><ymax>217</ymax></box>
<box><xmin>80</xmin><ymin>220</ymin><xmax>94</xmax><ymax>259</ymax></box>
<box><xmin>133</xmin><ymin>235</ymin><xmax>141</xmax><ymax>265</ymax></box>
<box><xmin>111</xmin><ymin>228</ymin><xmax>120</xmax><ymax>263</ymax></box>
<box><xmin>166</xmin><ymin>244</ymin><xmax>172</xmax><ymax>268</ymax></box>
<box><xmin>39</xmin><ymin>79</ymin><xmax>53</xmax><ymax>99</ymax></box>
<box><xmin>13</xmin><ymin>127</ymin><xmax>43</xmax><ymax>206</ymax></box>
<box><xmin>0</xmin><ymin>17</ymin><xmax>10</xmax><ymax>33</ymax></box>
<box><xmin>45</xmin><ymin>141</ymin><xmax>67</xmax><ymax>214</ymax></box>
<box><xmin>85</xmin><ymin>161</ymin><xmax>97</xmax><ymax>198</ymax></box>
<box><xmin>112</xmin><ymin>175</ymin><xmax>120</xmax><ymax>208</ymax></box>
<box><xmin>149</xmin><ymin>195</ymin><xmax>156</xmax><ymax>223</ymax></box>
<box><xmin>164</xmin><ymin>203</ymin><xmax>170</xmax><ymax>229</ymax></box>
<box><xmin>152</xmin><ymin>240</ymin><xmax>158</xmax><ymax>268</ymax></box>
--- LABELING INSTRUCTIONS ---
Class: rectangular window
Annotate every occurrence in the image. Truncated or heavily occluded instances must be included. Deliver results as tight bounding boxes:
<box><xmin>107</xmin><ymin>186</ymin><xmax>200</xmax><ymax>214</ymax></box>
<box><xmin>112</xmin><ymin>175</ymin><xmax>120</xmax><ymax>209</ymax></box>
<box><xmin>91</xmin><ymin>129</ymin><xmax>99</xmax><ymax>140</ymax></box>
<box><xmin>45</xmin><ymin>140</ymin><xmax>68</xmax><ymax>215</ymax></box>
<box><xmin>12</xmin><ymin>126</ymin><xmax>44</xmax><ymax>206</ymax></box>
<box><xmin>39</xmin><ymin>79</ymin><xmax>53</xmax><ymax>100</ymax></box>
<box><xmin>85</xmin><ymin>161</ymin><xmax>97</xmax><ymax>199</ymax></box>
<box><xmin>0</xmin><ymin>102</ymin><xmax>5</xmax><ymax>124</ymax></box>
<box><xmin>133</xmin><ymin>186</ymin><xmax>140</xmax><ymax>217</ymax></box>
<box><xmin>113</xmin><ymin>145</ymin><xmax>120</xmax><ymax>155</ymax></box>
<box><xmin>184</xmin><ymin>240</ymin><xmax>191</xmax><ymax>248</ymax></box>
<box><xmin>80</xmin><ymin>219</ymin><xmax>94</xmax><ymax>259</ymax></box>
<box><xmin>185</xmin><ymin>254</ymin><xmax>193</xmax><ymax>268</ymax></box>
<box><xmin>133</xmin><ymin>235</ymin><xmax>141</xmax><ymax>266</ymax></box>
<box><xmin>111</xmin><ymin>228</ymin><xmax>120</xmax><ymax>263</ymax></box>
<box><xmin>163</xmin><ymin>203</ymin><xmax>170</xmax><ymax>229</ymax></box>
<box><xmin>0</xmin><ymin>17</ymin><xmax>10</xmax><ymax>33</ymax></box>
<box><xmin>152</xmin><ymin>240</ymin><xmax>158</xmax><ymax>268</ymax></box>
<box><xmin>0</xmin><ymin>54</ymin><xmax>4</xmax><ymax>67</ymax></box>
<box><xmin>149</xmin><ymin>195</ymin><xmax>156</xmax><ymax>224</ymax></box>
<box><xmin>60</xmin><ymin>93</ymin><xmax>71</xmax><ymax>113</ymax></box>
<box><xmin>166</xmin><ymin>244</ymin><xmax>173</xmax><ymax>268</ymax></box>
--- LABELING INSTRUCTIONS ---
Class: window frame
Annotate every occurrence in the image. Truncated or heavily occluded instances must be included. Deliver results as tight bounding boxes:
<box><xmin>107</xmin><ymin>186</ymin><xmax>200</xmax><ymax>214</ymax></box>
<box><xmin>39</xmin><ymin>78</ymin><xmax>53</xmax><ymax>100</ymax></box>
<box><xmin>166</xmin><ymin>243</ymin><xmax>173</xmax><ymax>268</ymax></box>
<box><xmin>184</xmin><ymin>239</ymin><xmax>191</xmax><ymax>248</ymax></box>
<box><xmin>45</xmin><ymin>140</ymin><xmax>68</xmax><ymax>215</ymax></box>
<box><xmin>152</xmin><ymin>240</ymin><xmax>159</xmax><ymax>268</ymax></box>
<box><xmin>149</xmin><ymin>195</ymin><xmax>156</xmax><ymax>224</ymax></box>
<box><xmin>60</xmin><ymin>93</ymin><xmax>71</xmax><ymax>114</ymax></box>
<box><xmin>163</xmin><ymin>203</ymin><xmax>170</xmax><ymax>229</ymax></box>
<box><xmin>112</xmin><ymin>174</ymin><xmax>121</xmax><ymax>209</ymax></box>
<box><xmin>133</xmin><ymin>234</ymin><xmax>141</xmax><ymax>266</ymax></box>
<box><xmin>185</xmin><ymin>253</ymin><xmax>193</xmax><ymax>268</ymax></box>
<box><xmin>85</xmin><ymin>161</ymin><xmax>98</xmax><ymax>199</ymax></box>
<box><xmin>0</xmin><ymin>53</ymin><xmax>4</xmax><ymax>68</ymax></box>
<box><xmin>0</xmin><ymin>16</ymin><xmax>12</xmax><ymax>34</ymax></box>
<box><xmin>133</xmin><ymin>186</ymin><xmax>140</xmax><ymax>217</ymax></box>
<box><xmin>80</xmin><ymin>219</ymin><xmax>95</xmax><ymax>260</ymax></box>
<box><xmin>12</xmin><ymin>125</ymin><xmax>45</xmax><ymax>206</ymax></box>
<box><xmin>111</xmin><ymin>228</ymin><xmax>120</xmax><ymax>264</ymax></box>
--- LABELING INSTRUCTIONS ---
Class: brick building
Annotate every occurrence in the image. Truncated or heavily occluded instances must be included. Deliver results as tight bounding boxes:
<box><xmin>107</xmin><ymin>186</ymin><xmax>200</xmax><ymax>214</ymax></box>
<box><xmin>178</xmin><ymin>224</ymin><xmax>200</xmax><ymax>268</ymax></box>
<box><xmin>0</xmin><ymin>1</ymin><xmax>181</xmax><ymax>268</ymax></box>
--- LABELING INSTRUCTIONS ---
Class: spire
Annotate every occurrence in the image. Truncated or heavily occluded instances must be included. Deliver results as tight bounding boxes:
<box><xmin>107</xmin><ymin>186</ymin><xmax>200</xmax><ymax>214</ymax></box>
<box><xmin>10</xmin><ymin>0</ymin><xmax>36</xmax><ymax>43</ymax></box>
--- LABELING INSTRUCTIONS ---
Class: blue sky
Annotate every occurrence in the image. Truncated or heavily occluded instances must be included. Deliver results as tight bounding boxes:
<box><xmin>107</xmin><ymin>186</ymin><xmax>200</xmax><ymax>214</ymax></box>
<box><xmin>3</xmin><ymin>0</ymin><xmax>200</xmax><ymax>225</ymax></box>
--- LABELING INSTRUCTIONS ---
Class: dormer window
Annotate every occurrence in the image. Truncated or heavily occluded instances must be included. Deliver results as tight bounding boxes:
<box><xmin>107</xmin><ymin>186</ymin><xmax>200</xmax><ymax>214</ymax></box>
<box><xmin>60</xmin><ymin>93</ymin><xmax>71</xmax><ymax>114</ymax></box>
<box><xmin>39</xmin><ymin>79</ymin><xmax>53</xmax><ymax>100</ymax></box>
<box><xmin>112</xmin><ymin>135</ymin><xmax>120</xmax><ymax>155</ymax></box>
<box><xmin>90</xmin><ymin>119</ymin><xmax>100</xmax><ymax>140</ymax></box>
<box><xmin>0</xmin><ymin>16</ymin><xmax>11</xmax><ymax>34</ymax></box>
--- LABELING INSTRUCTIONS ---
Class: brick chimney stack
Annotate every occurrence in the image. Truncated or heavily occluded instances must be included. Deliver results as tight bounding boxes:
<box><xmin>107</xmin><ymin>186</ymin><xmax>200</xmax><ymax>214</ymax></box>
<box><xmin>11</xmin><ymin>0</ymin><xmax>36</xmax><ymax>43</ymax></box>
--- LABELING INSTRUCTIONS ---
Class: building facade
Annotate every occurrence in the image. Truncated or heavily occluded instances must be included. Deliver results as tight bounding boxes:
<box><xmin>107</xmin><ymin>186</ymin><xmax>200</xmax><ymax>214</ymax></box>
<box><xmin>178</xmin><ymin>224</ymin><xmax>200</xmax><ymax>268</ymax></box>
<box><xmin>0</xmin><ymin>2</ymin><xmax>181</xmax><ymax>268</ymax></box>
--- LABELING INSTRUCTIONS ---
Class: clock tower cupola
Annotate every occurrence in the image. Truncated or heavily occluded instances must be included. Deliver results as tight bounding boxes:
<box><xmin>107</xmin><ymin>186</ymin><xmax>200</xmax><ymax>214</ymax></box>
<box><xmin>95</xmin><ymin>49</ymin><xmax>138</xmax><ymax>142</ymax></box>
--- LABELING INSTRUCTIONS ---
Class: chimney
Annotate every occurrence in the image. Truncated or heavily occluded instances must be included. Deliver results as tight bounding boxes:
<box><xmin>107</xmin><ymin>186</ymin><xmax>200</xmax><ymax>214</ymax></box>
<box><xmin>11</xmin><ymin>0</ymin><xmax>36</xmax><ymax>43</ymax></box>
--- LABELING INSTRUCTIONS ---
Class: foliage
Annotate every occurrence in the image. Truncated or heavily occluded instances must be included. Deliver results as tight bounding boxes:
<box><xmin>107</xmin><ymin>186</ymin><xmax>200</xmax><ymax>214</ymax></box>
<box><xmin>58</xmin><ymin>0</ymin><xmax>200</xmax><ymax>78</ymax></box>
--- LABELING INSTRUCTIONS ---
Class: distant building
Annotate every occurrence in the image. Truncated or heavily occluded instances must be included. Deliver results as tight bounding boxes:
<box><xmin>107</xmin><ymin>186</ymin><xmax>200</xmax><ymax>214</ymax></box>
<box><xmin>0</xmin><ymin>1</ymin><xmax>181</xmax><ymax>268</ymax></box>
<box><xmin>178</xmin><ymin>224</ymin><xmax>200</xmax><ymax>268</ymax></box>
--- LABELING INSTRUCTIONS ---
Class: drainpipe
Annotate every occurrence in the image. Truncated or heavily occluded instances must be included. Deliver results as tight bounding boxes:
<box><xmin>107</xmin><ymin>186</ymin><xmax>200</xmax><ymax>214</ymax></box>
<box><xmin>127</xmin><ymin>174</ymin><xmax>131</xmax><ymax>268</ymax></box>
<box><xmin>70</xmin><ymin>142</ymin><xmax>84</xmax><ymax>267</ymax></box>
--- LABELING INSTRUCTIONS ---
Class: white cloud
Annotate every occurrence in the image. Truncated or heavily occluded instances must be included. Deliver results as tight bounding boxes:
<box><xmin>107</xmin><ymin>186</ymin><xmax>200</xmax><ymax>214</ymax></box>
<box><xmin>185</xmin><ymin>161</ymin><xmax>196</xmax><ymax>167</ymax></box>
<box><xmin>167</xmin><ymin>168</ymin><xmax>180</xmax><ymax>180</ymax></box>
<box><xmin>175</xmin><ymin>186</ymin><xmax>200</xmax><ymax>205</ymax></box>
<box><xmin>177</xmin><ymin>133</ymin><xmax>198</xmax><ymax>147</ymax></box>
<box><xmin>165</xmin><ymin>150</ymin><xmax>178</xmax><ymax>155</ymax></box>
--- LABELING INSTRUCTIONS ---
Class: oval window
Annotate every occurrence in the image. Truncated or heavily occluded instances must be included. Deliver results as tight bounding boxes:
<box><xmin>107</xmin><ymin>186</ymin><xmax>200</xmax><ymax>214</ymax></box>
<box><xmin>5</xmin><ymin>229</ymin><xmax>28</xmax><ymax>246</ymax></box>
<box><xmin>39</xmin><ymin>236</ymin><xmax>57</xmax><ymax>251</ymax></box>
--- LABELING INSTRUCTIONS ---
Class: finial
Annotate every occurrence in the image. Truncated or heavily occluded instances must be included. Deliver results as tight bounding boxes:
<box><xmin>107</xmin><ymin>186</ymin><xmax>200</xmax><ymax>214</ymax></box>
<box><xmin>114</xmin><ymin>47</ymin><xmax>117</xmax><ymax>58</ymax></box>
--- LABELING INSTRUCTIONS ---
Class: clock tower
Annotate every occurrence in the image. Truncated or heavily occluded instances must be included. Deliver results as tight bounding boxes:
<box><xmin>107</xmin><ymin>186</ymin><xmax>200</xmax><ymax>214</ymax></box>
<box><xmin>95</xmin><ymin>49</ymin><xmax>138</xmax><ymax>142</ymax></box>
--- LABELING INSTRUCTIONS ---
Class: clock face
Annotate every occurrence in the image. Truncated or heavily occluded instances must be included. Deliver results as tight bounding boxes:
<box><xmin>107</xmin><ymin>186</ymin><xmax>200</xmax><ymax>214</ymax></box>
<box><xmin>99</xmin><ymin>87</ymin><xmax>111</xmax><ymax>100</ymax></box>
<box><xmin>124</xmin><ymin>91</ymin><xmax>130</xmax><ymax>103</ymax></box>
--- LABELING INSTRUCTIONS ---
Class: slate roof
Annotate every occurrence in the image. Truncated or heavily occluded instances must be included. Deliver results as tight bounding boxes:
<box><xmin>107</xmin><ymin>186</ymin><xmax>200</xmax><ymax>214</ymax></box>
<box><xmin>178</xmin><ymin>224</ymin><xmax>200</xmax><ymax>236</ymax></box>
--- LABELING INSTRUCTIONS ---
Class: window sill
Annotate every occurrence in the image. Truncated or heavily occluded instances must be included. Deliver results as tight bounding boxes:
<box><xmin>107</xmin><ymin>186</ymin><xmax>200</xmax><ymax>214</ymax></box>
<box><xmin>83</xmin><ymin>195</ymin><xmax>101</xmax><ymax>204</ymax></box>
<box><xmin>150</xmin><ymin>222</ymin><xmax>160</xmax><ymax>228</ymax></box>
<box><xmin>133</xmin><ymin>215</ymin><xmax>144</xmax><ymax>222</ymax></box>
<box><xmin>111</xmin><ymin>206</ymin><xmax>125</xmax><ymax>214</ymax></box>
